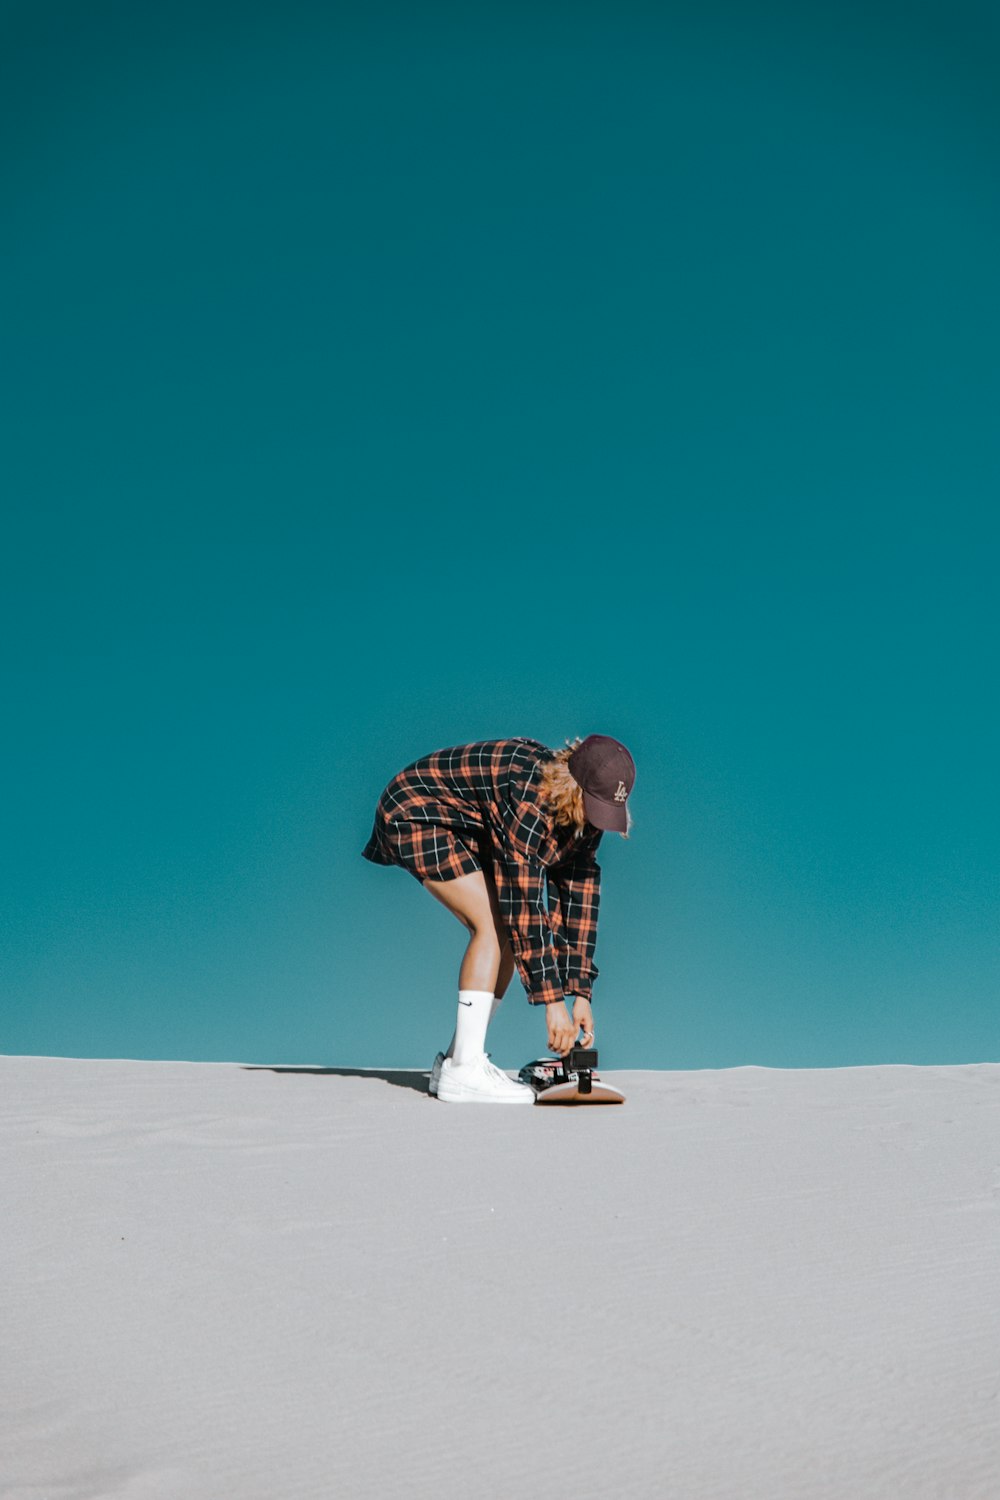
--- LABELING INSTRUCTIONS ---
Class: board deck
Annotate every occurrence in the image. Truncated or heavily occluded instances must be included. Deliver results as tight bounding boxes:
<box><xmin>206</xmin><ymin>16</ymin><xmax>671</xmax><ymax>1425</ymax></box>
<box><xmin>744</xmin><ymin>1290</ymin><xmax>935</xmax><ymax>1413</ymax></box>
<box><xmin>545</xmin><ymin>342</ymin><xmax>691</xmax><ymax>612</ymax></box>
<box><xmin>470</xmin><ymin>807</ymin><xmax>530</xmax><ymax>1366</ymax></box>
<box><xmin>518</xmin><ymin>1051</ymin><xmax>626</xmax><ymax>1106</ymax></box>
<box><xmin>533</xmin><ymin>1078</ymin><xmax>626</xmax><ymax>1105</ymax></box>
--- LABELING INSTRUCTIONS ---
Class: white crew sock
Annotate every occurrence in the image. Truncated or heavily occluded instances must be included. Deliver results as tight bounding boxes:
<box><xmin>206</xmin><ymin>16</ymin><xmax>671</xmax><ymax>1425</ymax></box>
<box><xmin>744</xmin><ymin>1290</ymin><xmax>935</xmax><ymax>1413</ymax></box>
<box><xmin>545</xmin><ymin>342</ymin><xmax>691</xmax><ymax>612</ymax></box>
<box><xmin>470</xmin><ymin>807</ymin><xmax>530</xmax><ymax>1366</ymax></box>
<box><xmin>450</xmin><ymin>988</ymin><xmax>495</xmax><ymax>1066</ymax></box>
<box><xmin>444</xmin><ymin>994</ymin><xmax>505</xmax><ymax>1063</ymax></box>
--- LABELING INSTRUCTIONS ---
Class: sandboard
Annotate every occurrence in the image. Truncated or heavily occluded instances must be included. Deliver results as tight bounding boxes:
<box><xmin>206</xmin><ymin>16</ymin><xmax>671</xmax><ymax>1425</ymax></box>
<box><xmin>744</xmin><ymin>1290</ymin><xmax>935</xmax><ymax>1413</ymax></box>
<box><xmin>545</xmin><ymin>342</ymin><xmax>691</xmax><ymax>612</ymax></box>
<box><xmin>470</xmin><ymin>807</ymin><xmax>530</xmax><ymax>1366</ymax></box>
<box><xmin>518</xmin><ymin>1047</ymin><xmax>626</xmax><ymax>1106</ymax></box>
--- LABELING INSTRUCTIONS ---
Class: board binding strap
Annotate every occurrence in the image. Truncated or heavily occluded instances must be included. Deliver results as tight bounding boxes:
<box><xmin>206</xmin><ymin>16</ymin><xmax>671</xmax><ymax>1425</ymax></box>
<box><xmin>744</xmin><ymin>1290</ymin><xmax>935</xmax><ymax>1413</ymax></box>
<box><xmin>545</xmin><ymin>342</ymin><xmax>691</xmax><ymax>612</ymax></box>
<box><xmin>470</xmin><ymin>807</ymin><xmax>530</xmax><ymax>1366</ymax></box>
<box><xmin>518</xmin><ymin>1046</ymin><xmax>626</xmax><ymax>1106</ymax></box>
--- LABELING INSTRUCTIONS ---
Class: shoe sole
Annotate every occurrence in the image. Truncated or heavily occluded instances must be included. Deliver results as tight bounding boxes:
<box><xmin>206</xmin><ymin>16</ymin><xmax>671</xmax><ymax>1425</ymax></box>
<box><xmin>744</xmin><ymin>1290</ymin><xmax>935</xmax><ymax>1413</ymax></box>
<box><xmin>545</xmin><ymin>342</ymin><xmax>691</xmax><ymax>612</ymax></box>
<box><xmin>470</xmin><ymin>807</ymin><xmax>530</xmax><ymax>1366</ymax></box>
<box><xmin>436</xmin><ymin>1087</ymin><xmax>535</xmax><ymax>1104</ymax></box>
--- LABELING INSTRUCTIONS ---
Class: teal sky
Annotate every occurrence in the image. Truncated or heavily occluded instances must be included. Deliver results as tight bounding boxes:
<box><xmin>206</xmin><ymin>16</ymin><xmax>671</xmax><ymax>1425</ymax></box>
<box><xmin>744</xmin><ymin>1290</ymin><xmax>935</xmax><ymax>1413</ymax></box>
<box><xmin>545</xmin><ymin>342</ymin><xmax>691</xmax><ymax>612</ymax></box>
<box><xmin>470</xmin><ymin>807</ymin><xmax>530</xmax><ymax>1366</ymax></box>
<box><xmin>2</xmin><ymin>1</ymin><xmax>997</xmax><ymax>1070</ymax></box>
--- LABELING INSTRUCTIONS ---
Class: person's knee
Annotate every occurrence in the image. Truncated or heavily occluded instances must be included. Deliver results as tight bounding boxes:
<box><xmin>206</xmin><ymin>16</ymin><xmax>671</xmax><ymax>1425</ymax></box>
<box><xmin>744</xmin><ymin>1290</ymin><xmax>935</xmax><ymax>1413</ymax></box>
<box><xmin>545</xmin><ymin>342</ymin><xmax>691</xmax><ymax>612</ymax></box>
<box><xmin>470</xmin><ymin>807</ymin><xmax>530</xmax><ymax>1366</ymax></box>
<box><xmin>468</xmin><ymin>912</ymin><xmax>502</xmax><ymax>953</ymax></box>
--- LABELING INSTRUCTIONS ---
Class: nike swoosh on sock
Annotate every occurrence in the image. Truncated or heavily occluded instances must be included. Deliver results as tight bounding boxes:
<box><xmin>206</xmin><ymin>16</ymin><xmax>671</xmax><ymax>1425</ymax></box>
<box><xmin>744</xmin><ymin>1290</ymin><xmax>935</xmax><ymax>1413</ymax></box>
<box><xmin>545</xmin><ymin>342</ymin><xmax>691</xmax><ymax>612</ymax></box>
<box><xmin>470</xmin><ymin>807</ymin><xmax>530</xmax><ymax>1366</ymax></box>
<box><xmin>458</xmin><ymin>999</ymin><xmax>473</xmax><ymax>1006</ymax></box>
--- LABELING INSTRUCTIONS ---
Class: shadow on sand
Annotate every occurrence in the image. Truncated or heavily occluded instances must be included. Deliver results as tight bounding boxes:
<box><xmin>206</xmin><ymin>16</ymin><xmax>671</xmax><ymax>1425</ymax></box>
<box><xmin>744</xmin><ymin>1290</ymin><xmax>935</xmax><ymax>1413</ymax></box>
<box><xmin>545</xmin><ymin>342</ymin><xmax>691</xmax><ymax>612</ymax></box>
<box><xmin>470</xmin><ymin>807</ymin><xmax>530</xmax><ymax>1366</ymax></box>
<box><xmin>240</xmin><ymin>1065</ymin><xmax>431</xmax><ymax>1096</ymax></box>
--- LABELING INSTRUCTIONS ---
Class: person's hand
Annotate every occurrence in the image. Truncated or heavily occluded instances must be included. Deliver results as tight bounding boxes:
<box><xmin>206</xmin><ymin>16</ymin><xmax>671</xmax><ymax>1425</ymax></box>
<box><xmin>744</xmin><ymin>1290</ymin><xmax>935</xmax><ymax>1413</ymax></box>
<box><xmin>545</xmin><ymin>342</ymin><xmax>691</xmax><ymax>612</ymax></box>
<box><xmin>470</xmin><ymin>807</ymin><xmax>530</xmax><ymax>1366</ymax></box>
<box><xmin>571</xmin><ymin>996</ymin><xmax>594</xmax><ymax>1046</ymax></box>
<box><xmin>545</xmin><ymin>1000</ymin><xmax>577</xmax><ymax>1056</ymax></box>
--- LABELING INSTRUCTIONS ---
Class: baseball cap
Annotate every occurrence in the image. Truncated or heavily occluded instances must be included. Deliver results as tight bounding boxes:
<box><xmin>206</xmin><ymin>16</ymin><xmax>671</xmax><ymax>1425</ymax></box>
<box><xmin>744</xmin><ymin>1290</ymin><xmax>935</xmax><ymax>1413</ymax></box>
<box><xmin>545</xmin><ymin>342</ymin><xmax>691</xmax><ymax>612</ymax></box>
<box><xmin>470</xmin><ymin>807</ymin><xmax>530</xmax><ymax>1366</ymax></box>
<box><xmin>567</xmin><ymin>734</ymin><xmax>636</xmax><ymax>832</ymax></box>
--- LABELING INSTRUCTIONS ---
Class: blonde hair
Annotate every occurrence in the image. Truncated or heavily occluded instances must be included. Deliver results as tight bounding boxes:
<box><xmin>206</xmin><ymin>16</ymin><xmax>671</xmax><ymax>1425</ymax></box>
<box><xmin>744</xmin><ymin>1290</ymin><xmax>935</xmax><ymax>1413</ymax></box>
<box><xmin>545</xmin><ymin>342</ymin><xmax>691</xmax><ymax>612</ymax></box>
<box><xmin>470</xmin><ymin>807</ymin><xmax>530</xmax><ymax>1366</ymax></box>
<box><xmin>537</xmin><ymin>736</ymin><xmax>634</xmax><ymax>839</ymax></box>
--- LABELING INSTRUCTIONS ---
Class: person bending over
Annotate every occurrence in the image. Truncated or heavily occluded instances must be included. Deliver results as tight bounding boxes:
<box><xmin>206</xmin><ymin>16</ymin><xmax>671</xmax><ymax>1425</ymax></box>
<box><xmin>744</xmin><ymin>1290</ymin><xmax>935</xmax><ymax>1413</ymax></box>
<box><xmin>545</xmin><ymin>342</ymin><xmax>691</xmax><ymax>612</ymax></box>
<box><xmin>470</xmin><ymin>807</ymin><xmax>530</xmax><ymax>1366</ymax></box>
<box><xmin>361</xmin><ymin>733</ymin><xmax>635</xmax><ymax>1104</ymax></box>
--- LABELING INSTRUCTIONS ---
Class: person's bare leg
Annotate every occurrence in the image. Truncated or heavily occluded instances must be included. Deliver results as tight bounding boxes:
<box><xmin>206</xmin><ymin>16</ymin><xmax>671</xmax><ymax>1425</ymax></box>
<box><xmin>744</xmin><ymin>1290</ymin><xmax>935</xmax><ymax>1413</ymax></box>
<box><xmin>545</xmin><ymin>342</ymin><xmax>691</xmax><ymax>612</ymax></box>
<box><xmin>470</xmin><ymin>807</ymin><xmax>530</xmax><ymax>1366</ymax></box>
<box><xmin>482</xmin><ymin>869</ymin><xmax>516</xmax><ymax>1001</ymax></box>
<box><xmin>423</xmin><ymin>868</ymin><xmax>515</xmax><ymax>1061</ymax></box>
<box><xmin>422</xmin><ymin>868</ymin><xmax>504</xmax><ymax>991</ymax></box>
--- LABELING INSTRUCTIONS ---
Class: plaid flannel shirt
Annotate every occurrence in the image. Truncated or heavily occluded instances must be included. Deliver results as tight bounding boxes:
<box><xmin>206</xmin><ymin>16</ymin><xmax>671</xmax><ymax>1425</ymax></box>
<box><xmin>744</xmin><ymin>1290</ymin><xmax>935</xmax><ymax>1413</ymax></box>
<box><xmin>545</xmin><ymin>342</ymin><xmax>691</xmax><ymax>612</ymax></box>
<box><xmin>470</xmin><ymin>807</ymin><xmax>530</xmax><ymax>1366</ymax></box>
<box><xmin>361</xmin><ymin>738</ymin><xmax>602</xmax><ymax>1005</ymax></box>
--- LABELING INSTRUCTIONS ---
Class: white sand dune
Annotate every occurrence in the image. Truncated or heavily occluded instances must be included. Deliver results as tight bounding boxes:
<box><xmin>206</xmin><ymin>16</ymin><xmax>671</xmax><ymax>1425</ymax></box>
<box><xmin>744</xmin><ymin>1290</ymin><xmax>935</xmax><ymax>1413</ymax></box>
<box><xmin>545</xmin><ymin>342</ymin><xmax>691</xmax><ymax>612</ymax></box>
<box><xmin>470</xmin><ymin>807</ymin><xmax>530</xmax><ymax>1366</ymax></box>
<box><xmin>4</xmin><ymin>1055</ymin><xmax>999</xmax><ymax>1500</ymax></box>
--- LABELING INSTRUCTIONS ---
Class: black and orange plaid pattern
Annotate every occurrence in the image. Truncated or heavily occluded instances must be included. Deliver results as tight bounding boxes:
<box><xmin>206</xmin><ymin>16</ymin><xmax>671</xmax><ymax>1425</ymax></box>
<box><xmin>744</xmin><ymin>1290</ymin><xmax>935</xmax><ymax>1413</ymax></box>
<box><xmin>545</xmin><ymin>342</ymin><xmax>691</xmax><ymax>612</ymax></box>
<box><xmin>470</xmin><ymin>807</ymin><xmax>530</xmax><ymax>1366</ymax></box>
<box><xmin>362</xmin><ymin>738</ymin><xmax>602</xmax><ymax>1005</ymax></box>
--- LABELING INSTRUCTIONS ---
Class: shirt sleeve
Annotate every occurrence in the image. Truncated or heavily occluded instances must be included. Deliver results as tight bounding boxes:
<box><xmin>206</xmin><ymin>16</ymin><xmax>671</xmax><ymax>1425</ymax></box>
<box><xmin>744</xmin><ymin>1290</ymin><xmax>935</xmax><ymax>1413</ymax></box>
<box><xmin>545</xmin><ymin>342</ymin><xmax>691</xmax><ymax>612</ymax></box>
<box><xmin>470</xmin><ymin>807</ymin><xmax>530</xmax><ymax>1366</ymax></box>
<box><xmin>491</xmin><ymin>800</ymin><xmax>565</xmax><ymax>1006</ymax></box>
<box><xmin>546</xmin><ymin>830</ymin><xmax>602</xmax><ymax>1003</ymax></box>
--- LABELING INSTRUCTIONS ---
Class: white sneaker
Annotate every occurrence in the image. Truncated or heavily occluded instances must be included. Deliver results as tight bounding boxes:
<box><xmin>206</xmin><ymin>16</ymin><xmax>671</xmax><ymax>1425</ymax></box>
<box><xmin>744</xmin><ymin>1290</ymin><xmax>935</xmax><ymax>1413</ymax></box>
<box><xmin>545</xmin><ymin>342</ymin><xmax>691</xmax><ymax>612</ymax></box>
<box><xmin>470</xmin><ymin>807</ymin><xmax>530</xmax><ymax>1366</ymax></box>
<box><xmin>430</xmin><ymin>1050</ymin><xmax>515</xmax><ymax>1097</ymax></box>
<box><xmin>436</xmin><ymin>1052</ymin><xmax>536</xmax><ymax>1105</ymax></box>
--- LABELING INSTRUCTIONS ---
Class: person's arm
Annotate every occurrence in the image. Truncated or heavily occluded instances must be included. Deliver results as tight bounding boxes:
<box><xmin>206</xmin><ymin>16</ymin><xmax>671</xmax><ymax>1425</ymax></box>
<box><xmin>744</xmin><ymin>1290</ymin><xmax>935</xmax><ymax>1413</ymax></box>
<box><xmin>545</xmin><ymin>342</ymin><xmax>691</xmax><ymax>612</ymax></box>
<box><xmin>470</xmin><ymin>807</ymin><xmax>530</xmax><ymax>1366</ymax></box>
<box><xmin>487</xmin><ymin>787</ymin><xmax>568</xmax><ymax>1005</ymax></box>
<box><xmin>546</xmin><ymin>829</ymin><xmax>602</xmax><ymax>1005</ymax></box>
<box><xmin>492</xmin><ymin>836</ymin><xmax>565</xmax><ymax>1006</ymax></box>
<box><xmin>491</xmin><ymin>841</ymin><xmax>584</xmax><ymax>1054</ymax></box>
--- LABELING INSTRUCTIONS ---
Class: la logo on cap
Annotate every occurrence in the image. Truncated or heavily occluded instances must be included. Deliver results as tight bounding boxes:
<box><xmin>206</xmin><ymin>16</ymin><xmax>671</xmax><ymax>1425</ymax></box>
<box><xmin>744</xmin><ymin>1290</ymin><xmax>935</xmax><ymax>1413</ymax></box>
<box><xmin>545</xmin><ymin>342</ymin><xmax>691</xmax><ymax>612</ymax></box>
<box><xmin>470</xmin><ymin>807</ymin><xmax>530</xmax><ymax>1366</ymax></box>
<box><xmin>613</xmin><ymin>780</ymin><xmax>628</xmax><ymax>803</ymax></box>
